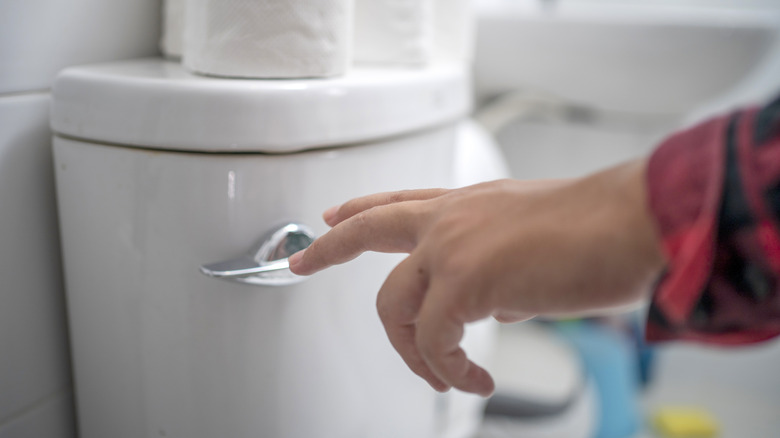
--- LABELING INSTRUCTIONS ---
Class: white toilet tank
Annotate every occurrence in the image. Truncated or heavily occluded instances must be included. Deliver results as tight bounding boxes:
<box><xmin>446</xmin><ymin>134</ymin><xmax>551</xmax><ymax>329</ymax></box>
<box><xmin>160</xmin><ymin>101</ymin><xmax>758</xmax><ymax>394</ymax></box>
<box><xmin>50</xmin><ymin>58</ymin><xmax>494</xmax><ymax>438</ymax></box>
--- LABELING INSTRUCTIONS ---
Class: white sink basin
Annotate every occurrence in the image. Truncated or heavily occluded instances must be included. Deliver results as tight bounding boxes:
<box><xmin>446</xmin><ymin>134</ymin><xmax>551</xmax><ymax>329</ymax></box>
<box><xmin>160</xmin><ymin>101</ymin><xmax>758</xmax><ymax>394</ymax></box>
<box><xmin>474</xmin><ymin>0</ymin><xmax>780</xmax><ymax>113</ymax></box>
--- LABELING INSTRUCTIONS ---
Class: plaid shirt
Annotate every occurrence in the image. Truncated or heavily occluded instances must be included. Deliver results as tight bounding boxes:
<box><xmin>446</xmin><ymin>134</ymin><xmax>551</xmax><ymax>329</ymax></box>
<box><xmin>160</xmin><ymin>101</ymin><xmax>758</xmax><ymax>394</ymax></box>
<box><xmin>646</xmin><ymin>93</ymin><xmax>780</xmax><ymax>344</ymax></box>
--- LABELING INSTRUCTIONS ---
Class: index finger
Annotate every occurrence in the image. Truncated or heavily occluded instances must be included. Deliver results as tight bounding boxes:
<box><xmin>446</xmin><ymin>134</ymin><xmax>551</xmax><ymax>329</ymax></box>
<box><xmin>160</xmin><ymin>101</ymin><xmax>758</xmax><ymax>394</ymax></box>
<box><xmin>289</xmin><ymin>202</ymin><xmax>421</xmax><ymax>276</ymax></box>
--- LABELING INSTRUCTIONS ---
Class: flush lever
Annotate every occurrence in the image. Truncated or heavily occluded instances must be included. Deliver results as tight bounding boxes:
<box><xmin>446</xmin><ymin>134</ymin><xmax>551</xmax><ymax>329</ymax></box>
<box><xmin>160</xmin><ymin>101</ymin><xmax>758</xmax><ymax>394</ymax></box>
<box><xmin>199</xmin><ymin>223</ymin><xmax>316</xmax><ymax>286</ymax></box>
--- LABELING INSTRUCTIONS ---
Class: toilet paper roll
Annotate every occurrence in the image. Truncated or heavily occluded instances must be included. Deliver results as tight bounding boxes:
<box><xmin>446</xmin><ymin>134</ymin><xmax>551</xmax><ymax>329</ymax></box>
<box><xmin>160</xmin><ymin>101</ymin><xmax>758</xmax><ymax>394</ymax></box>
<box><xmin>353</xmin><ymin>0</ymin><xmax>434</xmax><ymax>67</ymax></box>
<box><xmin>431</xmin><ymin>0</ymin><xmax>475</xmax><ymax>65</ymax></box>
<box><xmin>160</xmin><ymin>0</ymin><xmax>186</xmax><ymax>59</ymax></box>
<box><xmin>184</xmin><ymin>0</ymin><xmax>353</xmax><ymax>78</ymax></box>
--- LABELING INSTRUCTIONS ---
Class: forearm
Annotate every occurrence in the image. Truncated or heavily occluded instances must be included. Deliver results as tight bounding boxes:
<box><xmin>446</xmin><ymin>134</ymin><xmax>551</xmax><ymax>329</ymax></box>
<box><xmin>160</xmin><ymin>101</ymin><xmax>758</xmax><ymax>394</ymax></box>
<box><xmin>524</xmin><ymin>158</ymin><xmax>665</xmax><ymax>315</ymax></box>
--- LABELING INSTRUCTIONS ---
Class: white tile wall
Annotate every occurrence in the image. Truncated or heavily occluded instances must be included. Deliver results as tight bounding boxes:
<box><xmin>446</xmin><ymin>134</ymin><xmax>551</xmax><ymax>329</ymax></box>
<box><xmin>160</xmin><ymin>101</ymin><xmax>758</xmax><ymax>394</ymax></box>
<box><xmin>0</xmin><ymin>93</ymin><xmax>74</xmax><ymax>435</ymax></box>
<box><xmin>0</xmin><ymin>2</ymin><xmax>162</xmax><ymax>436</ymax></box>
<box><xmin>0</xmin><ymin>0</ymin><xmax>162</xmax><ymax>94</ymax></box>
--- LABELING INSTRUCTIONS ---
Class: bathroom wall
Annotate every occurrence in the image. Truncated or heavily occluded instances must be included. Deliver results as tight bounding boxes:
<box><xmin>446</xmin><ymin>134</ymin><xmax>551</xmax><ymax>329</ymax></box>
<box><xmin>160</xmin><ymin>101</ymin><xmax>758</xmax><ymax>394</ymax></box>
<box><xmin>501</xmin><ymin>0</ymin><xmax>780</xmax><ymax>8</ymax></box>
<box><xmin>687</xmin><ymin>31</ymin><xmax>780</xmax><ymax>125</ymax></box>
<box><xmin>474</xmin><ymin>0</ymin><xmax>780</xmax><ymax>179</ymax></box>
<box><xmin>494</xmin><ymin>109</ymin><xmax>674</xmax><ymax>180</ymax></box>
<box><xmin>0</xmin><ymin>2</ymin><xmax>161</xmax><ymax>436</ymax></box>
<box><xmin>564</xmin><ymin>0</ymin><xmax>780</xmax><ymax>8</ymax></box>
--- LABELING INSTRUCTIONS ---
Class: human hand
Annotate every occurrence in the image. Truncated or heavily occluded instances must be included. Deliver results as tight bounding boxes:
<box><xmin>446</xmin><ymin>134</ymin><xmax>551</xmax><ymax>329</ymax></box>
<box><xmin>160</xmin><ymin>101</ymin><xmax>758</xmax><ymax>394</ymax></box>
<box><xmin>288</xmin><ymin>159</ymin><xmax>666</xmax><ymax>396</ymax></box>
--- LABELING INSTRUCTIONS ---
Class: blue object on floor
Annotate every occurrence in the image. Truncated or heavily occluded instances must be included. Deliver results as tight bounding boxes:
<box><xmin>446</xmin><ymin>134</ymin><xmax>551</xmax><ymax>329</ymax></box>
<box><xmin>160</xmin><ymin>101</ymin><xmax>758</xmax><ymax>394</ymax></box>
<box><xmin>556</xmin><ymin>321</ymin><xmax>641</xmax><ymax>438</ymax></box>
<box><xmin>628</xmin><ymin>315</ymin><xmax>657</xmax><ymax>388</ymax></box>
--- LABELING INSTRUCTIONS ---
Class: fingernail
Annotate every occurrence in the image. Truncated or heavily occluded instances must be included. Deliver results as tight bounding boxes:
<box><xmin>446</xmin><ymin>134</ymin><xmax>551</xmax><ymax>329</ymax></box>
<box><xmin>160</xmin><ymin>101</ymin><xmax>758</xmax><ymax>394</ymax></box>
<box><xmin>288</xmin><ymin>250</ymin><xmax>304</xmax><ymax>269</ymax></box>
<box><xmin>432</xmin><ymin>382</ymin><xmax>451</xmax><ymax>393</ymax></box>
<box><xmin>476</xmin><ymin>378</ymin><xmax>496</xmax><ymax>398</ymax></box>
<box><xmin>322</xmin><ymin>205</ymin><xmax>340</xmax><ymax>224</ymax></box>
<box><xmin>478</xmin><ymin>384</ymin><xmax>495</xmax><ymax>398</ymax></box>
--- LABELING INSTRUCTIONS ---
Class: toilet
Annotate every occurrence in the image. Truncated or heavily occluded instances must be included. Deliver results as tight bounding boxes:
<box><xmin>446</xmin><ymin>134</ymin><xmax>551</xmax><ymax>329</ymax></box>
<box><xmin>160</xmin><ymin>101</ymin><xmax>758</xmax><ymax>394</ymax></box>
<box><xmin>50</xmin><ymin>58</ymin><xmax>500</xmax><ymax>438</ymax></box>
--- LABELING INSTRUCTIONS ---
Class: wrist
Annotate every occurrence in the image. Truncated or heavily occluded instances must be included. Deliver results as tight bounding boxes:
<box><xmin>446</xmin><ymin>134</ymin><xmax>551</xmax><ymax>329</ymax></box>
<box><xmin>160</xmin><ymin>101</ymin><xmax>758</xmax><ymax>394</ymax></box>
<box><xmin>617</xmin><ymin>158</ymin><xmax>667</xmax><ymax>279</ymax></box>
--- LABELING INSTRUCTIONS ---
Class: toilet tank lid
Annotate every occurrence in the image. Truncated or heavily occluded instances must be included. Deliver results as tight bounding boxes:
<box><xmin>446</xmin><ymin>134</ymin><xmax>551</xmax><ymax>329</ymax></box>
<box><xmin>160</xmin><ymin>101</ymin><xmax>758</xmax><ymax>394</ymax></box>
<box><xmin>50</xmin><ymin>58</ymin><xmax>471</xmax><ymax>153</ymax></box>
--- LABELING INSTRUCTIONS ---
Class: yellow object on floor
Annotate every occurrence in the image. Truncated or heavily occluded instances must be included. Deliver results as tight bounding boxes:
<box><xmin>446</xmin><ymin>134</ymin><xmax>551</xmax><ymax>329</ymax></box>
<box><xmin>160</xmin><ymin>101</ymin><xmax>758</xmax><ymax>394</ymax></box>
<box><xmin>651</xmin><ymin>407</ymin><xmax>720</xmax><ymax>438</ymax></box>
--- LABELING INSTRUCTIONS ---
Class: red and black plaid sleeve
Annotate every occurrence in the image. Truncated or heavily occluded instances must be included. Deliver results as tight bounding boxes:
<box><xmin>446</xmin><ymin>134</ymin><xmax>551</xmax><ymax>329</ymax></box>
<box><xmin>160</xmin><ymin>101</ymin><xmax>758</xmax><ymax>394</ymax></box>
<box><xmin>646</xmin><ymin>93</ymin><xmax>780</xmax><ymax>345</ymax></box>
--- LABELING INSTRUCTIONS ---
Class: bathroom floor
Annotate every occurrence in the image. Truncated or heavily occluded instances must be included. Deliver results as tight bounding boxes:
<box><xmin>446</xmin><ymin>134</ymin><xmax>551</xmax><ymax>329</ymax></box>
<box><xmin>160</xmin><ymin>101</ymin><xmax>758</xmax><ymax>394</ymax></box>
<box><xmin>479</xmin><ymin>324</ymin><xmax>780</xmax><ymax>438</ymax></box>
<box><xmin>635</xmin><ymin>339</ymin><xmax>780</xmax><ymax>438</ymax></box>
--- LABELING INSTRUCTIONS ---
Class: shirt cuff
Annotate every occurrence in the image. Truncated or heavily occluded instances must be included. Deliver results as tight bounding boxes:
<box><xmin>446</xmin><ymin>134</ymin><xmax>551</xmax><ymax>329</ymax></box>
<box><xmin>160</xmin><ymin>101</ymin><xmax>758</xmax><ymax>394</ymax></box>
<box><xmin>645</xmin><ymin>104</ymin><xmax>780</xmax><ymax>344</ymax></box>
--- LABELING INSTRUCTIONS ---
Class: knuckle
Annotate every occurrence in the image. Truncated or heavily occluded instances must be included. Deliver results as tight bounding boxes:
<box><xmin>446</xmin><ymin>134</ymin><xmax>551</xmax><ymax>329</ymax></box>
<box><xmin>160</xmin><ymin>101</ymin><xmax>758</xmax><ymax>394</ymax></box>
<box><xmin>346</xmin><ymin>211</ymin><xmax>373</xmax><ymax>248</ymax></box>
<box><xmin>350</xmin><ymin>209</ymin><xmax>372</xmax><ymax>229</ymax></box>
<box><xmin>386</xmin><ymin>191</ymin><xmax>407</xmax><ymax>205</ymax></box>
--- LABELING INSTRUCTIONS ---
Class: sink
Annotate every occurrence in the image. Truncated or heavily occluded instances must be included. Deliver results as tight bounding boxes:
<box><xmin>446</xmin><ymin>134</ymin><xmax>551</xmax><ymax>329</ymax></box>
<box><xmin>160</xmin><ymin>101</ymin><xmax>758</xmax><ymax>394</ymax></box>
<box><xmin>474</xmin><ymin>0</ymin><xmax>780</xmax><ymax>114</ymax></box>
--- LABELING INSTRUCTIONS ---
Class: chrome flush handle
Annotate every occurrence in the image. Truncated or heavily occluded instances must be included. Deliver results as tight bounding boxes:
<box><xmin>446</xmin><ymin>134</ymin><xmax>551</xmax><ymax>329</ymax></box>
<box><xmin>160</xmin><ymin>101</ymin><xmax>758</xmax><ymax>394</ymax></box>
<box><xmin>199</xmin><ymin>223</ymin><xmax>316</xmax><ymax>286</ymax></box>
